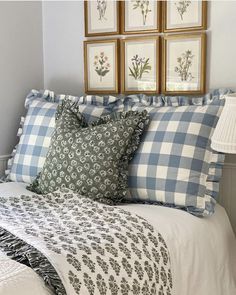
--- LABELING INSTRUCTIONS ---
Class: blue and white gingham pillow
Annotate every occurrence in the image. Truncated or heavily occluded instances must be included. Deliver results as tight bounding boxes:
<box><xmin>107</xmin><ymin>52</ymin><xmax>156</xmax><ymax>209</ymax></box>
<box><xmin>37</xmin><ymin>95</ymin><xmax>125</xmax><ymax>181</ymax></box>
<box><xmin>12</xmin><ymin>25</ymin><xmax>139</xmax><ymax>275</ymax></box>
<box><xmin>125</xmin><ymin>89</ymin><xmax>231</xmax><ymax>216</ymax></box>
<box><xmin>8</xmin><ymin>89</ymin><xmax>119</xmax><ymax>183</ymax></box>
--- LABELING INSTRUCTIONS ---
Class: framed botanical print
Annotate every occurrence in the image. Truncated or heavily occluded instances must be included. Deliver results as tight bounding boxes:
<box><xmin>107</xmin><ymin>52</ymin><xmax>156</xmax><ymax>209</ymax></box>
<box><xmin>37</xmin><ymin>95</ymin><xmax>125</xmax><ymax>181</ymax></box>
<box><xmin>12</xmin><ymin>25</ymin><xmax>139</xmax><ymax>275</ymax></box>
<box><xmin>84</xmin><ymin>39</ymin><xmax>119</xmax><ymax>94</ymax></box>
<box><xmin>121</xmin><ymin>37</ymin><xmax>160</xmax><ymax>94</ymax></box>
<box><xmin>121</xmin><ymin>0</ymin><xmax>161</xmax><ymax>34</ymax></box>
<box><xmin>162</xmin><ymin>33</ymin><xmax>206</xmax><ymax>95</ymax></box>
<box><xmin>84</xmin><ymin>0</ymin><xmax>120</xmax><ymax>37</ymax></box>
<box><xmin>163</xmin><ymin>1</ymin><xmax>207</xmax><ymax>32</ymax></box>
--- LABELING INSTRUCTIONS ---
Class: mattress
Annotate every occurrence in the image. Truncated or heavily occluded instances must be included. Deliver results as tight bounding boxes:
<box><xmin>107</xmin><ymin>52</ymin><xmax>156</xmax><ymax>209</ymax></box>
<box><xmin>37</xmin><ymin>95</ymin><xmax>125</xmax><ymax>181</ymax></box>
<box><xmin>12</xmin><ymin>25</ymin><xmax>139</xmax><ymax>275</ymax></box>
<box><xmin>0</xmin><ymin>182</ymin><xmax>235</xmax><ymax>295</ymax></box>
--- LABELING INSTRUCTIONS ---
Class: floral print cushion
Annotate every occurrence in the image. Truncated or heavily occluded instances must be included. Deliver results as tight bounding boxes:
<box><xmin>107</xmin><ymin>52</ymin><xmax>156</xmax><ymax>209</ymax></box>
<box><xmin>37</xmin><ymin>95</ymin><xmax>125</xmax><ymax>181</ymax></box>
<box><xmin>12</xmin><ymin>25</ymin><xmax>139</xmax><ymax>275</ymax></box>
<box><xmin>29</xmin><ymin>100</ymin><xmax>149</xmax><ymax>204</ymax></box>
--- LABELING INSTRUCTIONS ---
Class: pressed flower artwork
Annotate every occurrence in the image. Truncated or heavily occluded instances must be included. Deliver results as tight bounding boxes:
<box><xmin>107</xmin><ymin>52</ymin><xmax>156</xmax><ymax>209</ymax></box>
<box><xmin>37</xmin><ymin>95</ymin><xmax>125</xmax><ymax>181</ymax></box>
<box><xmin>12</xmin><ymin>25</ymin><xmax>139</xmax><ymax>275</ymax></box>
<box><xmin>132</xmin><ymin>0</ymin><xmax>152</xmax><ymax>26</ymax></box>
<box><xmin>129</xmin><ymin>55</ymin><xmax>152</xmax><ymax>80</ymax></box>
<box><xmin>163</xmin><ymin>0</ymin><xmax>207</xmax><ymax>32</ymax></box>
<box><xmin>163</xmin><ymin>33</ymin><xmax>206</xmax><ymax>95</ymax></box>
<box><xmin>97</xmin><ymin>0</ymin><xmax>107</xmax><ymax>21</ymax></box>
<box><xmin>121</xmin><ymin>0</ymin><xmax>161</xmax><ymax>34</ymax></box>
<box><xmin>85</xmin><ymin>0</ymin><xmax>119</xmax><ymax>37</ymax></box>
<box><xmin>175</xmin><ymin>50</ymin><xmax>194</xmax><ymax>82</ymax></box>
<box><xmin>94</xmin><ymin>52</ymin><xmax>110</xmax><ymax>82</ymax></box>
<box><xmin>175</xmin><ymin>1</ymin><xmax>192</xmax><ymax>21</ymax></box>
<box><xmin>121</xmin><ymin>37</ymin><xmax>159</xmax><ymax>94</ymax></box>
<box><xmin>84</xmin><ymin>40</ymin><xmax>119</xmax><ymax>94</ymax></box>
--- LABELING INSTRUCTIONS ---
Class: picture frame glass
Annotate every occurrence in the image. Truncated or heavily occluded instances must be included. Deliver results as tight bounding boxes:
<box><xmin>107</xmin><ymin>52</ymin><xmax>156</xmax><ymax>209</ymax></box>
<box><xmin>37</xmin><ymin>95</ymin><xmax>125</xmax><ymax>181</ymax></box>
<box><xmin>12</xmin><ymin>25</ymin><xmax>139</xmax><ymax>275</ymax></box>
<box><xmin>87</xmin><ymin>1</ymin><xmax>117</xmax><ymax>34</ymax></box>
<box><xmin>125</xmin><ymin>0</ymin><xmax>158</xmax><ymax>31</ymax></box>
<box><xmin>166</xmin><ymin>1</ymin><xmax>202</xmax><ymax>29</ymax></box>
<box><xmin>125</xmin><ymin>40</ymin><xmax>157</xmax><ymax>92</ymax></box>
<box><xmin>166</xmin><ymin>37</ymin><xmax>202</xmax><ymax>92</ymax></box>
<box><xmin>87</xmin><ymin>42</ymin><xmax>116</xmax><ymax>91</ymax></box>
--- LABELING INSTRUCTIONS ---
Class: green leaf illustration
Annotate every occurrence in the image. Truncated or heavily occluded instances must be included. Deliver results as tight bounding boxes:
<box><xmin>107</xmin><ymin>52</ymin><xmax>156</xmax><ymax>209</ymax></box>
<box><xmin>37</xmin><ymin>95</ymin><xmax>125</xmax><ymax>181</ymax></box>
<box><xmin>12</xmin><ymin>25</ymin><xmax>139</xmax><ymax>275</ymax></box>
<box><xmin>129</xmin><ymin>55</ymin><xmax>152</xmax><ymax>80</ymax></box>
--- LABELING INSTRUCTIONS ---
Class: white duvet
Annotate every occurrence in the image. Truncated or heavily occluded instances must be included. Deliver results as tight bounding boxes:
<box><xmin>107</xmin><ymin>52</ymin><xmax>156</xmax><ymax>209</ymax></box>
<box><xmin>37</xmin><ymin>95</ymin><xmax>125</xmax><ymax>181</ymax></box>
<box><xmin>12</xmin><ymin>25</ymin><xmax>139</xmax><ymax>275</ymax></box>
<box><xmin>0</xmin><ymin>182</ymin><xmax>235</xmax><ymax>295</ymax></box>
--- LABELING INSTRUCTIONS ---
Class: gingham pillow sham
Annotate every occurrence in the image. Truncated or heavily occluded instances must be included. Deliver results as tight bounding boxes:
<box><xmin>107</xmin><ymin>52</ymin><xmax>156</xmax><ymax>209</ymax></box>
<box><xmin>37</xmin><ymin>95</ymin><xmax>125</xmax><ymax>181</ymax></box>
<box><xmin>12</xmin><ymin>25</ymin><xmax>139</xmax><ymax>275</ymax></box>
<box><xmin>127</xmin><ymin>104</ymin><xmax>223</xmax><ymax>216</ymax></box>
<box><xmin>8</xmin><ymin>89</ymin><xmax>119</xmax><ymax>183</ymax></box>
<box><xmin>121</xmin><ymin>88</ymin><xmax>230</xmax><ymax>203</ymax></box>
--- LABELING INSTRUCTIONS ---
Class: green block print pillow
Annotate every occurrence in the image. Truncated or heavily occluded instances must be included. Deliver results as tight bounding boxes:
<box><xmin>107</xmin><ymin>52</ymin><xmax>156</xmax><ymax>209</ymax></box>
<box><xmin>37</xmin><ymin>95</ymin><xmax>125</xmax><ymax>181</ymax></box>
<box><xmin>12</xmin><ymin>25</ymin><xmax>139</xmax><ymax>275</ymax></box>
<box><xmin>29</xmin><ymin>100</ymin><xmax>149</xmax><ymax>204</ymax></box>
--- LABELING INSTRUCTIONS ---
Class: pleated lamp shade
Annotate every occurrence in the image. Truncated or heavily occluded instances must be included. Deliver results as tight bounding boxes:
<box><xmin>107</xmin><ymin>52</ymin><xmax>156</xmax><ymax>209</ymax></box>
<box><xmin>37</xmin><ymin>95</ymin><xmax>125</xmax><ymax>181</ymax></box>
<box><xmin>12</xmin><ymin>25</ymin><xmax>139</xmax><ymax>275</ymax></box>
<box><xmin>211</xmin><ymin>93</ymin><xmax>236</xmax><ymax>153</ymax></box>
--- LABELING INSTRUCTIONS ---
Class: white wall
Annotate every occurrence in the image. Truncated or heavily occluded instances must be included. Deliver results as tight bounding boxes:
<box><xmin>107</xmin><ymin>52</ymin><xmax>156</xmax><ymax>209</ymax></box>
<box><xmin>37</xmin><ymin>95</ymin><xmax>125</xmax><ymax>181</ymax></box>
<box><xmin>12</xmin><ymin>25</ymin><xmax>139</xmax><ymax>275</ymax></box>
<box><xmin>42</xmin><ymin>1</ymin><xmax>84</xmax><ymax>96</ymax></box>
<box><xmin>208</xmin><ymin>1</ymin><xmax>236</xmax><ymax>90</ymax></box>
<box><xmin>42</xmin><ymin>1</ymin><xmax>236</xmax><ymax>94</ymax></box>
<box><xmin>207</xmin><ymin>0</ymin><xmax>236</xmax><ymax>163</ymax></box>
<box><xmin>0</xmin><ymin>1</ymin><xmax>44</xmax><ymax>156</ymax></box>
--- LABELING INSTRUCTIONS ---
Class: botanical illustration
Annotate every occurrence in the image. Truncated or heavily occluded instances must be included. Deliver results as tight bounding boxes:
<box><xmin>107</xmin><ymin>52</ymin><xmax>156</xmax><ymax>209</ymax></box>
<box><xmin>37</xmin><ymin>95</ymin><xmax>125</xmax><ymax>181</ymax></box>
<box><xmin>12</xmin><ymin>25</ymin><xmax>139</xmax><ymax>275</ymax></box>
<box><xmin>129</xmin><ymin>54</ymin><xmax>151</xmax><ymax>80</ymax></box>
<box><xmin>175</xmin><ymin>1</ymin><xmax>191</xmax><ymax>20</ymax></box>
<box><xmin>132</xmin><ymin>0</ymin><xmax>152</xmax><ymax>25</ymax></box>
<box><xmin>97</xmin><ymin>0</ymin><xmax>107</xmax><ymax>21</ymax></box>
<box><xmin>94</xmin><ymin>52</ymin><xmax>110</xmax><ymax>82</ymax></box>
<box><xmin>175</xmin><ymin>50</ymin><xmax>194</xmax><ymax>81</ymax></box>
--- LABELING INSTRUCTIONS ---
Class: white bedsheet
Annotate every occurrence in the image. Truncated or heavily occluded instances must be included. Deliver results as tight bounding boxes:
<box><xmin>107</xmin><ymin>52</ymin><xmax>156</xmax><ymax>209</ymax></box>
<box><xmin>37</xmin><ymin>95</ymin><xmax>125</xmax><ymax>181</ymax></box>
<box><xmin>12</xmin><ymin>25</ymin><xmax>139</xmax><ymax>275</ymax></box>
<box><xmin>0</xmin><ymin>250</ymin><xmax>52</xmax><ymax>295</ymax></box>
<box><xmin>0</xmin><ymin>182</ymin><xmax>235</xmax><ymax>295</ymax></box>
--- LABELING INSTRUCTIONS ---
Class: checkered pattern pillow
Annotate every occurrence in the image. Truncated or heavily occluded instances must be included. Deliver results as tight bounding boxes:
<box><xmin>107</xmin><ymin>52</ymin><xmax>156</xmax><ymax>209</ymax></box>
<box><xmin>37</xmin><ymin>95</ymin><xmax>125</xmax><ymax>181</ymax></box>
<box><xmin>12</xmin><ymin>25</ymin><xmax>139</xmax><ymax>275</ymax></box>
<box><xmin>116</xmin><ymin>92</ymin><xmax>227</xmax><ymax>205</ymax></box>
<box><xmin>8</xmin><ymin>89</ymin><xmax>119</xmax><ymax>183</ymax></box>
<box><xmin>128</xmin><ymin>104</ymin><xmax>223</xmax><ymax>216</ymax></box>
<box><xmin>123</xmin><ymin>89</ymin><xmax>230</xmax><ymax>204</ymax></box>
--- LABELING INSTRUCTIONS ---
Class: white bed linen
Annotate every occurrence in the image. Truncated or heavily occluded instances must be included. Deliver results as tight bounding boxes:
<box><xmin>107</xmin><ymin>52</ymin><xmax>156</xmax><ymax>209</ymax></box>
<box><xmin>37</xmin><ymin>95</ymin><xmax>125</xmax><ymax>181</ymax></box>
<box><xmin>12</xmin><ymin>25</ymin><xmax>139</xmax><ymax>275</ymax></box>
<box><xmin>0</xmin><ymin>250</ymin><xmax>53</xmax><ymax>295</ymax></box>
<box><xmin>0</xmin><ymin>182</ymin><xmax>235</xmax><ymax>295</ymax></box>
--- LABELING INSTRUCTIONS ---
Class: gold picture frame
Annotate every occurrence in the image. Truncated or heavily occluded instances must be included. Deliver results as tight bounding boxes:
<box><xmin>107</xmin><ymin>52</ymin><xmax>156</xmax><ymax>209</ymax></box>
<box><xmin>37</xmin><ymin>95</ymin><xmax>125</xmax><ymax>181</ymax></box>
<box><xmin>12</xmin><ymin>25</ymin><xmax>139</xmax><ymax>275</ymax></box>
<box><xmin>84</xmin><ymin>39</ymin><xmax>119</xmax><ymax>94</ymax></box>
<box><xmin>121</xmin><ymin>1</ymin><xmax>162</xmax><ymax>35</ymax></box>
<box><xmin>163</xmin><ymin>1</ymin><xmax>207</xmax><ymax>33</ymax></box>
<box><xmin>121</xmin><ymin>36</ymin><xmax>160</xmax><ymax>94</ymax></box>
<box><xmin>84</xmin><ymin>0</ymin><xmax>120</xmax><ymax>37</ymax></box>
<box><xmin>162</xmin><ymin>33</ymin><xmax>206</xmax><ymax>95</ymax></box>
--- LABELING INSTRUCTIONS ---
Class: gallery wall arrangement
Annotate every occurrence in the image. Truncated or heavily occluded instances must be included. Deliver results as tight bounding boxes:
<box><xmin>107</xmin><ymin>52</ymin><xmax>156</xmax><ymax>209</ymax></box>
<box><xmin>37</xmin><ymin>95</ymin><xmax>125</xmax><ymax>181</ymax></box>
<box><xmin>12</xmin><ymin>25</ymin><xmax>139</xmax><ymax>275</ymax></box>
<box><xmin>84</xmin><ymin>0</ymin><xmax>207</xmax><ymax>95</ymax></box>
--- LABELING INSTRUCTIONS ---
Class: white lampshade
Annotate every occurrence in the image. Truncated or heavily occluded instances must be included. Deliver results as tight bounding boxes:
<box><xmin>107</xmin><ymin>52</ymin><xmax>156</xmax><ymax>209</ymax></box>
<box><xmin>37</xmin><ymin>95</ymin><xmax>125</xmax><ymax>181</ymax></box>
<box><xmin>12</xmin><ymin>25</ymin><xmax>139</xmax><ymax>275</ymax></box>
<box><xmin>211</xmin><ymin>93</ymin><xmax>236</xmax><ymax>153</ymax></box>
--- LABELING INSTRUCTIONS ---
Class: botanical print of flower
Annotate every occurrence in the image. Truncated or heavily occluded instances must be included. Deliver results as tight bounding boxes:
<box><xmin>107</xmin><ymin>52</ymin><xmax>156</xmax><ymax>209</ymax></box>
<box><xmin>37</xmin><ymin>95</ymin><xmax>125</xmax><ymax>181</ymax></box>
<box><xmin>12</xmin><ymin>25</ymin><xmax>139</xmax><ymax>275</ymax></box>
<box><xmin>175</xmin><ymin>50</ymin><xmax>194</xmax><ymax>82</ymax></box>
<box><xmin>175</xmin><ymin>1</ymin><xmax>191</xmax><ymax>21</ymax></box>
<box><xmin>97</xmin><ymin>0</ymin><xmax>107</xmax><ymax>21</ymax></box>
<box><xmin>132</xmin><ymin>0</ymin><xmax>152</xmax><ymax>26</ymax></box>
<box><xmin>94</xmin><ymin>52</ymin><xmax>110</xmax><ymax>82</ymax></box>
<box><xmin>129</xmin><ymin>54</ymin><xmax>151</xmax><ymax>80</ymax></box>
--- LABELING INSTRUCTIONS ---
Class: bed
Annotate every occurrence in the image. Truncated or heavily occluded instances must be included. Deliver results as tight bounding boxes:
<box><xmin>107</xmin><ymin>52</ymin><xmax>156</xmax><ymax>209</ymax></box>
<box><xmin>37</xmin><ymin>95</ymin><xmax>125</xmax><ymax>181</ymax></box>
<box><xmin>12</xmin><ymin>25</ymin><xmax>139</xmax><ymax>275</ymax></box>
<box><xmin>0</xmin><ymin>182</ymin><xmax>235</xmax><ymax>295</ymax></box>
<box><xmin>2</xmin><ymin>88</ymin><xmax>236</xmax><ymax>294</ymax></box>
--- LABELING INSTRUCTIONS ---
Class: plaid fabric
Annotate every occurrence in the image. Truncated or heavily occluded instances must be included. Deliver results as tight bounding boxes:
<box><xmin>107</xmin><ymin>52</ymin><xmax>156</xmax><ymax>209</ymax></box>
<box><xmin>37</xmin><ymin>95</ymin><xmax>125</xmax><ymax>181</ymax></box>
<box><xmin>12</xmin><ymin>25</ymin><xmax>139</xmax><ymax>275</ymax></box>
<box><xmin>8</xmin><ymin>89</ymin><xmax>119</xmax><ymax>183</ymax></box>
<box><xmin>206</xmin><ymin>152</ymin><xmax>225</xmax><ymax>199</ymax></box>
<box><xmin>121</xmin><ymin>88</ymin><xmax>231</xmax><ymax>110</ymax></box>
<box><xmin>127</xmin><ymin>104</ymin><xmax>223</xmax><ymax>216</ymax></box>
<box><xmin>122</xmin><ymin>89</ymin><xmax>230</xmax><ymax>204</ymax></box>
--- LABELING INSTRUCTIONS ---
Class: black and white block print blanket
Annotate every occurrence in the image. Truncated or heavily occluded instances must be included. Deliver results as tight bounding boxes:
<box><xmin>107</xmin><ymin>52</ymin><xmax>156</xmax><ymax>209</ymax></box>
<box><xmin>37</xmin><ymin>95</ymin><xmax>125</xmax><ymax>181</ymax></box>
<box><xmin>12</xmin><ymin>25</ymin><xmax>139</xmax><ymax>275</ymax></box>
<box><xmin>0</xmin><ymin>190</ymin><xmax>172</xmax><ymax>294</ymax></box>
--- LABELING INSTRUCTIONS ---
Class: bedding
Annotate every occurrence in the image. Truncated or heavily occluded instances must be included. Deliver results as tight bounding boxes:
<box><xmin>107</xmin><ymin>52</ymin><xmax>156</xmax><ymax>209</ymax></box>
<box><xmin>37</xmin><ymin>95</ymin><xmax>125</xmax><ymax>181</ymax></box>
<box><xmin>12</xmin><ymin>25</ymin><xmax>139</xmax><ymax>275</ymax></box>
<box><xmin>0</xmin><ymin>250</ymin><xmax>53</xmax><ymax>295</ymax></box>
<box><xmin>7</xmin><ymin>88</ymin><xmax>229</xmax><ymax>184</ymax></box>
<box><xmin>0</xmin><ymin>185</ymin><xmax>172</xmax><ymax>294</ymax></box>
<box><xmin>119</xmin><ymin>89</ymin><xmax>232</xmax><ymax>216</ymax></box>
<box><xmin>121</xmin><ymin>88</ymin><xmax>231</xmax><ymax>203</ymax></box>
<box><xmin>0</xmin><ymin>182</ymin><xmax>235</xmax><ymax>295</ymax></box>
<box><xmin>7</xmin><ymin>90</ymin><xmax>120</xmax><ymax>184</ymax></box>
<box><xmin>29</xmin><ymin>101</ymin><xmax>149</xmax><ymax>204</ymax></box>
<box><xmin>127</xmin><ymin>103</ymin><xmax>222</xmax><ymax>216</ymax></box>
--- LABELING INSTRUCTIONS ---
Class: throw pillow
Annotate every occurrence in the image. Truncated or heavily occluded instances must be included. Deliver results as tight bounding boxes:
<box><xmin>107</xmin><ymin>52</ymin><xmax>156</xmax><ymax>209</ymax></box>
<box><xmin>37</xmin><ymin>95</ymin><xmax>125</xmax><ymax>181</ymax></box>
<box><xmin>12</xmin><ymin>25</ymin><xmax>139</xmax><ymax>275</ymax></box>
<box><xmin>29</xmin><ymin>100</ymin><xmax>149</xmax><ymax>204</ymax></box>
